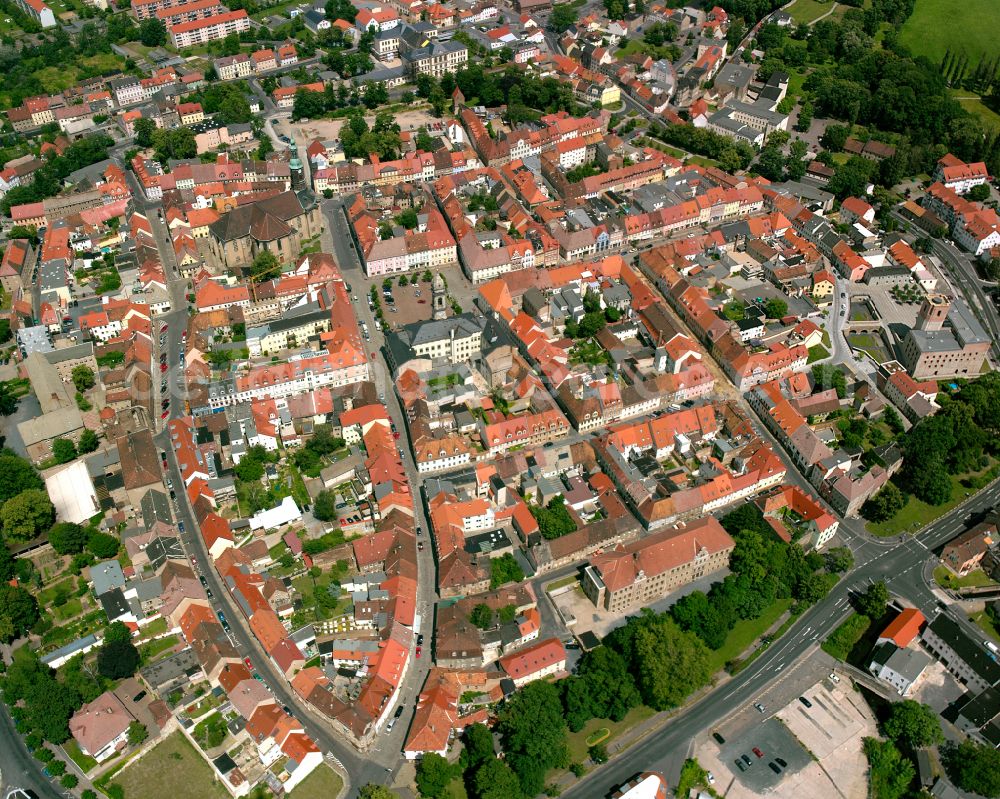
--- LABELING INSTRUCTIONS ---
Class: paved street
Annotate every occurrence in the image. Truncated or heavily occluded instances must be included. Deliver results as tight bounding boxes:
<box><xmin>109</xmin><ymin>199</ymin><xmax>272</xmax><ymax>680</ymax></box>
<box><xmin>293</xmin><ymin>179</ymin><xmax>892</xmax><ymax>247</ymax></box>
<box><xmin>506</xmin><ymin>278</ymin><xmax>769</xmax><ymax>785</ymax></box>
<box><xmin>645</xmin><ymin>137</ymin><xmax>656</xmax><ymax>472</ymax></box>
<box><xmin>0</xmin><ymin>700</ymin><xmax>64</xmax><ymax>799</ymax></box>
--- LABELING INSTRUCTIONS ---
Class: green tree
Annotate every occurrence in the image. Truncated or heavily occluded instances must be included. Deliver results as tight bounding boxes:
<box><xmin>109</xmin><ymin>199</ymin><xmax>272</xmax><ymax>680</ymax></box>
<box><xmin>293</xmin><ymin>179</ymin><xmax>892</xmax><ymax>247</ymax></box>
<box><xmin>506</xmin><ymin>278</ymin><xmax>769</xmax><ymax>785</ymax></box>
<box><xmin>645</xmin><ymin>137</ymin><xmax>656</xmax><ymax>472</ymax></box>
<box><xmin>87</xmin><ymin>530</ymin><xmax>120</xmax><ymax>559</ymax></box>
<box><xmin>861</xmin><ymin>482</ymin><xmax>906</xmax><ymax>522</ymax></box>
<box><xmin>104</xmin><ymin>621</ymin><xmax>132</xmax><ymax>644</ymax></box>
<box><xmin>49</xmin><ymin>522</ymin><xmax>88</xmax><ymax>555</ymax></box>
<box><xmin>61</xmin><ymin>774</ymin><xmax>79</xmax><ymax>790</ymax></box>
<box><xmin>0</xmin><ymin>583</ymin><xmax>40</xmax><ymax>641</ymax></box>
<box><xmin>78</xmin><ymin>429</ymin><xmax>99</xmax><ymax>454</ymax></box>
<box><xmin>97</xmin><ymin>638</ymin><xmax>140</xmax><ymax>679</ymax></box>
<box><xmin>856</xmin><ymin>580</ymin><xmax>889</xmax><ymax>620</ymax></box>
<box><xmin>312</xmin><ymin>489</ymin><xmax>337</xmax><ymax>521</ymax></box>
<box><xmin>548</xmin><ymin>3</ymin><xmax>577</xmax><ymax>32</ymax></box>
<box><xmin>824</xmin><ymin>546</ymin><xmax>854</xmax><ymax>573</ymax></box>
<box><xmin>358</xmin><ymin>786</ymin><xmax>398</xmax><ymax>799</ymax></box>
<box><xmin>883</xmin><ymin>700</ymin><xmax>943</xmax><ymax>750</ymax></box>
<box><xmin>624</xmin><ymin>615</ymin><xmax>711</xmax><ymax>711</ymax></box>
<box><xmin>72</xmin><ymin>365</ymin><xmax>95</xmax><ymax>392</ymax></box>
<box><xmin>134</xmin><ymin>117</ymin><xmax>156</xmax><ymax>148</ymax></box>
<box><xmin>588</xmin><ymin>743</ymin><xmax>608</xmax><ymax>764</ymax></box>
<box><xmin>1</xmin><ymin>489</ymin><xmax>55</xmax><ymax>543</ymax></box>
<box><xmin>489</xmin><ymin>553</ymin><xmax>524</xmax><ymax>589</ymax></box>
<box><xmin>0</xmin><ymin>384</ymin><xmax>17</xmax><ymax>416</ymax></box>
<box><xmin>250</xmin><ymin>250</ymin><xmax>280</xmax><ymax>281</ymax></box>
<box><xmin>496</xmin><ymin>681</ymin><xmax>569</xmax><ymax>797</ymax></box>
<box><xmin>469</xmin><ymin>603</ymin><xmax>493</xmax><ymax>629</ymax></box>
<box><xmin>575</xmin><ymin>645</ymin><xmax>640</xmax><ymax>722</ymax></box>
<box><xmin>139</xmin><ymin>18</ymin><xmax>166</xmax><ymax>46</ymax></box>
<box><xmin>0</xmin><ymin>451</ymin><xmax>42</xmax><ymax>505</ymax></box>
<box><xmin>764</xmin><ymin>298</ymin><xmax>788</xmax><ymax>319</ymax></box>
<box><xmin>460</xmin><ymin>723</ymin><xmax>495</xmax><ymax>771</ymax></box>
<box><xmin>472</xmin><ymin>759</ymin><xmax>523</xmax><ymax>799</ymax></box>
<box><xmin>52</xmin><ymin>438</ymin><xmax>77</xmax><ymax>464</ymax></box>
<box><xmin>415</xmin><ymin>752</ymin><xmax>459</xmax><ymax>799</ymax></box>
<box><xmin>943</xmin><ymin>739</ymin><xmax>1000</xmax><ymax>797</ymax></box>
<box><xmin>863</xmin><ymin>738</ymin><xmax>915</xmax><ymax>799</ymax></box>
<box><xmin>127</xmin><ymin>720</ymin><xmax>148</xmax><ymax>746</ymax></box>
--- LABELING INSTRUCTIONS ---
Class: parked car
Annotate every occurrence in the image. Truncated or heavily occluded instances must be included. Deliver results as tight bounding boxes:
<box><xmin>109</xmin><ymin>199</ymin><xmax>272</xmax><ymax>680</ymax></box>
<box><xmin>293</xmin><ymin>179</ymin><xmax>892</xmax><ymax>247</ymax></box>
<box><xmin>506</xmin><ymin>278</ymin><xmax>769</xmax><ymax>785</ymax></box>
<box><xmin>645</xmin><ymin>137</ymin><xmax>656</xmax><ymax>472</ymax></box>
<box><xmin>741</xmin><ymin>754</ymin><xmax>752</xmax><ymax>766</ymax></box>
<box><xmin>712</xmin><ymin>732</ymin><xmax>725</xmax><ymax>745</ymax></box>
<box><xmin>799</xmin><ymin>696</ymin><xmax>813</xmax><ymax>708</ymax></box>
<box><xmin>753</xmin><ymin>747</ymin><xmax>764</xmax><ymax>758</ymax></box>
<box><xmin>768</xmin><ymin>762</ymin><xmax>781</xmax><ymax>774</ymax></box>
<box><xmin>775</xmin><ymin>757</ymin><xmax>787</xmax><ymax>768</ymax></box>
<box><xmin>754</xmin><ymin>702</ymin><xmax>766</xmax><ymax>713</ymax></box>
<box><xmin>735</xmin><ymin>760</ymin><xmax>747</xmax><ymax>772</ymax></box>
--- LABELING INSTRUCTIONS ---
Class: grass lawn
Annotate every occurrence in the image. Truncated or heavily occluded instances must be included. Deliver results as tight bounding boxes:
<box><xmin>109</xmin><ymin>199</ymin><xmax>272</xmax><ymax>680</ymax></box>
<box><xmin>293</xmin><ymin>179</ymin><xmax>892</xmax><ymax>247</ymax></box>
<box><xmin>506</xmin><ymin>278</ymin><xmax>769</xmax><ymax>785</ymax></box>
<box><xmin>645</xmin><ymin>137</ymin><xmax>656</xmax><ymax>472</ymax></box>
<box><xmin>899</xmin><ymin>0</ymin><xmax>1000</xmax><ymax>66</ymax></box>
<box><xmin>443</xmin><ymin>780</ymin><xmax>469</xmax><ymax>799</ymax></box>
<box><xmin>140</xmin><ymin>634</ymin><xmax>180</xmax><ymax>664</ymax></box>
<box><xmin>933</xmin><ymin>566</ymin><xmax>996</xmax><ymax>590</ymax></box>
<box><xmin>114</xmin><ymin>732</ymin><xmax>229</xmax><ymax>799</ymax></box>
<box><xmin>288</xmin><ymin>764</ymin><xmax>344</xmax><ymax>799</ymax></box>
<box><xmin>565</xmin><ymin>705</ymin><xmax>656</xmax><ymax>764</ymax></box>
<box><xmin>137</xmin><ymin>617</ymin><xmax>168</xmax><ymax>639</ymax></box>
<box><xmin>954</xmin><ymin>95</ymin><xmax>1000</xmax><ymax>131</ymax></box>
<box><xmin>63</xmin><ymin>739</ymin><xmax>98</xmax><ymax>773</ymax></box>
<box><xmin>53</xmin><ymin>597</ymin><xmax>84</xmax><ymax>621</ymax></box>
<box><xmin>822</xmin><ymin>613</ymin><xmax>871</xmax><ymax>661</ymax></box>
<box><xmin>971</xmin><ymin>610</ymin><xmax>1000</xmax><ymax>643</ymax></box>
<box><xmin>808</xmin><ymin>344</ymin><xmax>831</xmax><ymax>363</ymax></box>
<box><xmin>867</xmin><ymin>467</ymin><xmax>993</xmax><ymax>536</ymax></box>
<box><xmin>787</xmin><ymin>0</ymin><xmax>840</xmax><ymax>24</ymax></box>
<box><xmin>706</xmin><ymin>598</ymin><xmax>794</xmax><ymax>675</ymax></box>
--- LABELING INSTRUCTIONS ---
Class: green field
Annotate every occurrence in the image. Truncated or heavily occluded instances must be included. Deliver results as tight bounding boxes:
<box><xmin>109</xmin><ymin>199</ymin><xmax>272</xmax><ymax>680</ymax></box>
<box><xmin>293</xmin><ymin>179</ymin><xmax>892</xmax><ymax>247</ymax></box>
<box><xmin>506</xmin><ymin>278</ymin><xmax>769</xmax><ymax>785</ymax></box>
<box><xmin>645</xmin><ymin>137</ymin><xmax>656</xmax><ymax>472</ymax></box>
<box><xmin>786</xmin><ymin>0</ymin><xmax>841</xmax><ymax>25</ymax></box>
<box><xmin>955</xmin><ymin>95</ymin><xmax>1000</xmax><ymax>131</ymax></box>
<box><xmin>565</xmin><ymin>705</ymin><xmax>656</xmax><ymax>764</ymax></box>
<box><xmin>933</xmin><ymin>565</ymin><xmax>996</xmax><ymax>590</ymax></box>
<box><xmin>899</xmin><ymin>0</ymin><xmax>1000</xmax><ymax>66</ymax></box>
<box><xmin>289</xmin><ymin>764</ymin><xmax>344</xmax><ymax>799</ymax></box>
<box><xmin>867</xmin><ymin>465</ymin><xmax>994</xmax><ymax>536</ymax></box>
<box><xmin>114</xmin><ymin>732</ymin><xmax>229</xmax><ymax>799</ymax></box>
<box><xmin>706</xmin><ymin>598</ymin><xmax>794</xmax><ymax>674</ymax></box>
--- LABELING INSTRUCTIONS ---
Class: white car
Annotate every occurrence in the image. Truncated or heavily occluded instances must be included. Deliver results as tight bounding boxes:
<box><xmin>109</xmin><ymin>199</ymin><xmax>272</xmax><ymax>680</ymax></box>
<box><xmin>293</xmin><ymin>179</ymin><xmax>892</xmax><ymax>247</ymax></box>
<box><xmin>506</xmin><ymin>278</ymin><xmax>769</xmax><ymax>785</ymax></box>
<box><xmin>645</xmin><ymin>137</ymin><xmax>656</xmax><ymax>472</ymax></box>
<box><xmin>707</xmin><ymin>772</ymin><xmax>715</xmax><ymax>785</ymax></box>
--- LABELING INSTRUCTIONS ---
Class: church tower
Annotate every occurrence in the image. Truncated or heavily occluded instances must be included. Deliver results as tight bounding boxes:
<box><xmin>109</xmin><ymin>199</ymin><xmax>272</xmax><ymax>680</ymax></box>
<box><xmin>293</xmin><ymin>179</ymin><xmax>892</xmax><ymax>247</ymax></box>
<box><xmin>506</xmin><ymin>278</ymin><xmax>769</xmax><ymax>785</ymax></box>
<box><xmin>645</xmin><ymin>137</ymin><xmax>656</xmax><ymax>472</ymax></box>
<box><xmin>289</xmin><ymin>138</ymin><xmax>305</xmax><ymax>191</ymax></box>
<box><xmin>432</xmin><ymin>272</ymin><xmax>447</xmax><ymax>320</ymax></box>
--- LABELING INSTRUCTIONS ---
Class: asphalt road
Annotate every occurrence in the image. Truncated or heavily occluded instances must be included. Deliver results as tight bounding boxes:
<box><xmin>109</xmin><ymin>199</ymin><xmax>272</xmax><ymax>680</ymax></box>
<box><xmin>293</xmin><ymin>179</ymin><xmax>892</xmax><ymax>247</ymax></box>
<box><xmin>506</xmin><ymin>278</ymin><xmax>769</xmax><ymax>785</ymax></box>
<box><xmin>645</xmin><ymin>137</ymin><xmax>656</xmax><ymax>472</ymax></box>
<box><xmin>0</xmin><ymin>700</ymin><xmax>65</xmax><ymax>799</ymax></box>
<box><xmin>565</xmin><ymin>478</ymin><xmax>1000</xmax><ymax>798</ymax></box>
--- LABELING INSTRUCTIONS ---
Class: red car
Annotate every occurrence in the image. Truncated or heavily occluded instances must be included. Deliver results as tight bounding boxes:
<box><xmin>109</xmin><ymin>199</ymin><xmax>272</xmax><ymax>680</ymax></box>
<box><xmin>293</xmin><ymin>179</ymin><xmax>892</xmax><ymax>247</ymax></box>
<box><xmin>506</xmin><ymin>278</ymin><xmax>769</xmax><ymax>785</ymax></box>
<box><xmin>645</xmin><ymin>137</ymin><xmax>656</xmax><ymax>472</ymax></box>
<box><xmin>160</xmin><ymin>324</ymin><xmax>168</xmax><ymax>332</ymax></box>
<box><xmin>161</xmin><ymin>410</ymin><xmax>169</xmax><ymax>419</ymax></box>
<box><xmin>753</xmin><ymin>747</ymin><xmax>764</xmax><ymax>758</ymax></box>
<box><xmin>393</xmin><ymin>432</ymin><xmax>400</xmax><ymax>440</ymax></box>
<box><xmin>415</xmin><ymin>646</ymin><xmax>421</xmax><ymax>659</ymax></box>
<box><xmin>160</xmin><ymin>363</ymin><xmax>168</xmax><ymax>372</ymax></box>
<box><xmin>244</xmin><ymin>657</ymin><xmax>253</xmax><ymax>669</ymax></box>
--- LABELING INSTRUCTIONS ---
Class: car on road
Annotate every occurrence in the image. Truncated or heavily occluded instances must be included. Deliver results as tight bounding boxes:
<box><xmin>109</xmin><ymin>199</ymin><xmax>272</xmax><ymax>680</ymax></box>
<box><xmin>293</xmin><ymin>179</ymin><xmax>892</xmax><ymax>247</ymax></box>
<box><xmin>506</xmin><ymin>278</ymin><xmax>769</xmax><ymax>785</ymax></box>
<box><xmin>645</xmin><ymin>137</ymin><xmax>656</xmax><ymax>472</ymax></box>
<box><xmin>416</xmin><ymin>634</ymin><xmax>423</xmax><ymax>646</ymax></box>
<box><xmin>244</xmin><ymin>657</ymin><xmax>253</xmax><ymax>669</ymax></box>
<box><xmin>160</xmin><ymin>363</ymin><xmax>168</xmax><ymax>372</ymax></box>
<box><xmin>753</xmin><ymin>747</ymin><xmax>764</xmax><ymax>758</ymax></box>
<box><xmin>768</xmin><ymin>762</ymin><xmax>782</xmax><ymax>774</ymax></box>
<box><xmin>740</xmin><ymin>754</ymin><xmax>752</xmax><ymax>766</ymax></box>
<box><xmin>178</xmin><ymin>521</ymin><xmax>185</xmax><ymax>533</ymax></box>
<box><xmin>712</xmin><ymin>732</ymin><xmax>725</xmax><ymax>744</ymax></box>
<box><xmin>160</xmin><ymin>324</ymin><xmax>168</xmax><ymax>332</ymax></box>
<box><xmin>415</xmin><ymin>646</ymin><xmax>421</xmax><ymax>658</ymax></box>
<box><xmin>161</xmin><ymin>410</ymin><xmax>169</xmax><ymax>419</ymax></box>
<box><xmin>754</xmin><ymin>702</ymin><xmax>765</xmax><ymax>713</ymax></box>
<box><xmin>799</xmin><ymin>696</ymin><xmax>813</xmax><ymax>708</ymax></box>
<box><xmin>417</xmin><ymin>541</ymin><xmax>424</xmax><ymax>551</ymax></box>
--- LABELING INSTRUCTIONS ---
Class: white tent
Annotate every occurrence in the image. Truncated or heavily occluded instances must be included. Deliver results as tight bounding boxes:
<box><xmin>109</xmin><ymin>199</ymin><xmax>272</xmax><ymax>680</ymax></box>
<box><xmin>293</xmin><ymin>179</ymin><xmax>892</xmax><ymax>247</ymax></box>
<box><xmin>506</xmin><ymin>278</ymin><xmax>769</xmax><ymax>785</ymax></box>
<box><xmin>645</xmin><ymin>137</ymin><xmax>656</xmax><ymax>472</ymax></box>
<box><xmin>45</xmin><ymin>460</ymin><xmax>99</xmax><ymax>525</ymax></box>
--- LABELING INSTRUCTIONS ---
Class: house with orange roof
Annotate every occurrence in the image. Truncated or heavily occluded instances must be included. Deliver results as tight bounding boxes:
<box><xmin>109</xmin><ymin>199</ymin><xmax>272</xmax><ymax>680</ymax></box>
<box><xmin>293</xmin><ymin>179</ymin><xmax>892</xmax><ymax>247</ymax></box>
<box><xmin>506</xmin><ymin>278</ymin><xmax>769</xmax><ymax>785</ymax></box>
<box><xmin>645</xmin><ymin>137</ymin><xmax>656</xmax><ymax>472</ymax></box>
<box><xmin>584</xmin><ymin>516</ymin><xmax>735</xmax><ymax>612</ymax></box>
<box><xmin>756</xmin><ymin>483</ymin><xmax>839</xmax><ymax>549</ymax></box>
<box><xmin>498</xmin><ymin>637</ymin><xmax>566</xmax><ymax>687</ymax></box>
<box><xmin>934</xmin><ymin>153</ymin><xmax>990</xmax><ymax>195</ymax></box>
<box><xmin>878</xmin><ymin>608</ymin><xmax>926</xmax><ymax>648</ymax></box>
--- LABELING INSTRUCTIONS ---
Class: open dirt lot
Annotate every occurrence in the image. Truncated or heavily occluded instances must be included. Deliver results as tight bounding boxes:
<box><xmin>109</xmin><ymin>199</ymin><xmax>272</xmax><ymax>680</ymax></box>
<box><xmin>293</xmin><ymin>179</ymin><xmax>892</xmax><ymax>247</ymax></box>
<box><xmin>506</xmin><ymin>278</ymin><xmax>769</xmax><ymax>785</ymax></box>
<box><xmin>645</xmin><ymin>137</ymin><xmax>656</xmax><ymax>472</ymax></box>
<box><xmin>272</xmin><ymin>108</ymin><xmax>443</xmax><ymax>145</ymax></box>
<box><xmin>114</xmin><ymin>731</ymin><xmax>229</xmax><ymax>799</ymax></box>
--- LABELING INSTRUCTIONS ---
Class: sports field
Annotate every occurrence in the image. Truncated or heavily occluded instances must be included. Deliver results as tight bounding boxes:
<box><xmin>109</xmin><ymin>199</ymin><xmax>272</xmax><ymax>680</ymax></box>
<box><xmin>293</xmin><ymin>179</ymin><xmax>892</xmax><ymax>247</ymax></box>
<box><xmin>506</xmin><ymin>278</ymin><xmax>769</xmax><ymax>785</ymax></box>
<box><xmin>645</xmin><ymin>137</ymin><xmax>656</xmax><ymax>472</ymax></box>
<box><xmin>899</xmin><ymin>0</ymin><xmax>1000</xmax><ymax>66</ymax></box>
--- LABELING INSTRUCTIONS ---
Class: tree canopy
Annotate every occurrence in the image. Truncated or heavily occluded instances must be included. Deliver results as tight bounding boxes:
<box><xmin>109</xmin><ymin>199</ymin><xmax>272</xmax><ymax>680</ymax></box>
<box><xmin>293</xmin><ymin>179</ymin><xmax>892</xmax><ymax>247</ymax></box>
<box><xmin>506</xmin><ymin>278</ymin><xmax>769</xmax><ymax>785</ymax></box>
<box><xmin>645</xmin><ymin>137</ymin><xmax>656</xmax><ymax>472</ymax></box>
<box><xmin>1</xmin><ymin>489</ymin><xmax>55</xmax><ymax>544</ymax></box>
<box><xmin>496</xmin><ymin>681</ymin><xmax>569</xmax><ymax>797</ymax></box>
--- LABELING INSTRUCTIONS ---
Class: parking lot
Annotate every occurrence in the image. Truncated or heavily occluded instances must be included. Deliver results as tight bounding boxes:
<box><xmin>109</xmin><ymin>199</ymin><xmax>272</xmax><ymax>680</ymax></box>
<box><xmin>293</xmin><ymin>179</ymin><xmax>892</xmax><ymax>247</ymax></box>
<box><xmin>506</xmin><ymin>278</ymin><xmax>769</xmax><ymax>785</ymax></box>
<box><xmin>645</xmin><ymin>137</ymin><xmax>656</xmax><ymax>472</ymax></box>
<box><xmin>719</xmin><ymin>717</ymin><xmax>812</xmax><ymax>793</ymax></box>
<box><xmin>695</xmin><ymin>653</ymin><xmax>876</xmax><ymax>799</ymax></box>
